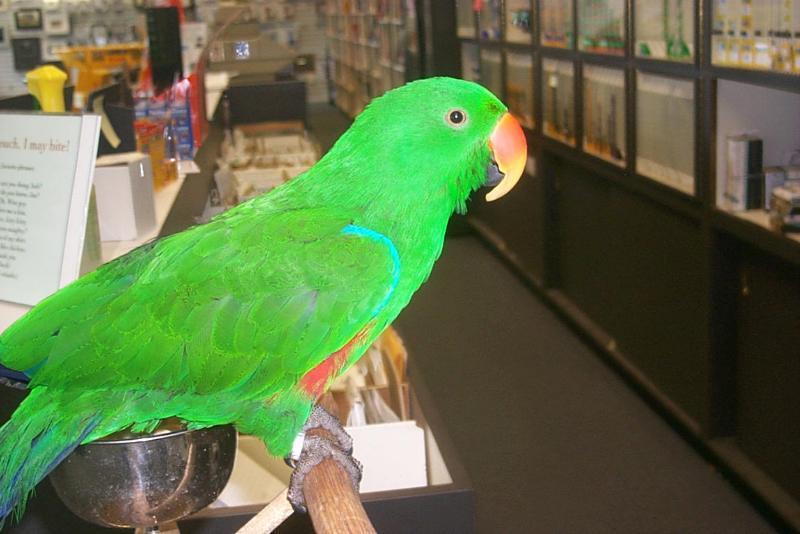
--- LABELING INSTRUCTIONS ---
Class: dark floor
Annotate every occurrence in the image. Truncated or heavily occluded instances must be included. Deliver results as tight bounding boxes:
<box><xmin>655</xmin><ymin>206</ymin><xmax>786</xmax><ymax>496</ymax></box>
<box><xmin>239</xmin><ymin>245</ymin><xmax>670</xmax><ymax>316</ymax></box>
<box><xmin>395</xmin><ymin>236</ymin><xmax>773</xmax><ymax>534</ymax></box>
<box><xmin>308</xmin><ymin>102</ymin><xmax>775</xmax><ymax>532</ymax></box>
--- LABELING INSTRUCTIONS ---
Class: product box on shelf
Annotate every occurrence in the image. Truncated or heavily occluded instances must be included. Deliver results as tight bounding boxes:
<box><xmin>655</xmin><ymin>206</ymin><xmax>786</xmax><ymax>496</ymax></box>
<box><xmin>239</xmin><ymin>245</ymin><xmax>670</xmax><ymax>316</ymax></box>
<box><xmin>215</xmin><ymin>123</ymin><xmax>319</xmax><ymax>205</ymax></box>
<box><xmin>769</xmin><ymin>182</ymin><xmax>800</xmax><ymax>232</ymax></box>
<box><xmin>725</xmin><ymin>134</ymin><xmax>763</xmax><ymax>210</ymax></box>
<box><xmin>134</xmin><ymin>79</ymin><xmax>196</xmax><ymax>162</ymax></box>
<box><xmin>785</xmin><ymin>165</ymin><xmax>800</xmax><ymax>182</ymax></box>
<box><xmin>764</xmin><ymin>166</ymin><xmax>787</xmax><ymax>209</ymax></box>
<box><xmin>94</xmin><ymin>152</ymin><xmax>156</xmax><ymax>242</ymax></box>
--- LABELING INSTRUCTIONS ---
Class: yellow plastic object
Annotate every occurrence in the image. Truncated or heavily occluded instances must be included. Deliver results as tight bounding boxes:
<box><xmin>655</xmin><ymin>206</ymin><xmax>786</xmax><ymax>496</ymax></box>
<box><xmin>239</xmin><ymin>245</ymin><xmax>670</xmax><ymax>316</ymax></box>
<box><xmin>26</xmin><ymin>65</ymin><xmax>68</xmax><ymax>112</ymax></box>
<box><xmin>55</xmin><ymin>43</ymin><xmax>145</xmax><ymax>102</ymax></box>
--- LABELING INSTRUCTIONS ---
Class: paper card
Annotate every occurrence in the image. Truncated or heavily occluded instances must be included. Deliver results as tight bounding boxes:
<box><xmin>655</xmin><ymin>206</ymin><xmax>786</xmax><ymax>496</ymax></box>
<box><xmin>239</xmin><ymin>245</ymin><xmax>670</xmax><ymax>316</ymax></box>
<box><xmin>0</xmin><ymin>112</ymin><xmax>100</xmax><ymax>306</ymax></box>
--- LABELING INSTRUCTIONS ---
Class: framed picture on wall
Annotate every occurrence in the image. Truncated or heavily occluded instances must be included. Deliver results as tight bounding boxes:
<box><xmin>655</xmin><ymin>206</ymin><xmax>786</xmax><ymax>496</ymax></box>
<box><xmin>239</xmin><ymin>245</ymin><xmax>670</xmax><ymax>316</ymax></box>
<box><xmin>44</xmin><ymin>10</ymin><xmax>70</xmax><ymax>35</ymax></box>
<box><xmin>14</xmin><ymin>8</ymin><xmax>43</xmax><ymax>30</ymax></box>
<box><xmin>11</xmin><ymin>37</ymin><xmax>42</xmax><ymax>70</ymax></box>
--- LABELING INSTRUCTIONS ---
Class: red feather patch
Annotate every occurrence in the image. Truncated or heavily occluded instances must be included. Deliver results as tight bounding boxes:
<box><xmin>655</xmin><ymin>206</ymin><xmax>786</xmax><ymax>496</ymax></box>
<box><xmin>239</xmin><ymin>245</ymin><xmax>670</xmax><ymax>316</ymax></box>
<box><xmin>298</xmin><ymin>324</ymin><xmax>372</xmax><ymax>398</ymax></box>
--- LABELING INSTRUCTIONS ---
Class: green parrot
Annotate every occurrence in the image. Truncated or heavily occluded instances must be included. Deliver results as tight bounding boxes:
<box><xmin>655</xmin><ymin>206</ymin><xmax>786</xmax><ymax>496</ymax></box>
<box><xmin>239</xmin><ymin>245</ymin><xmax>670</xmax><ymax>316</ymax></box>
<box><xmin>0</xmin><ymin>77</ymin><xmax>526</xmax><ymax>521</ymax></box>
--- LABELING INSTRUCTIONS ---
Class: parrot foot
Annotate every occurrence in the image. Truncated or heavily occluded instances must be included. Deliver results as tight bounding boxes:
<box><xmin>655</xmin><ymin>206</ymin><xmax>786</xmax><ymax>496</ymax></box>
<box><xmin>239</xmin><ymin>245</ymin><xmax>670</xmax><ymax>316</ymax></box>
<box><xmin>285</xmin><ymin>434</ymin><xmax>363</xmax><ymax>513</ymax></box>
<box><xmin>305</xmin><ymin>404</ymin><xmax>354</xmax><ymax>454</ymax></box>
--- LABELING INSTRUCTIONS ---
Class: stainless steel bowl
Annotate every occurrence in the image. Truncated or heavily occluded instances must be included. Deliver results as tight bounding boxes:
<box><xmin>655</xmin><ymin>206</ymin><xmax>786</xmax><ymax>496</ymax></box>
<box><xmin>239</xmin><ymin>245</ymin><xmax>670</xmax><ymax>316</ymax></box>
<box><xmin>49</xmin><ymin>423</ymin><xmax>237</xmax><ymax>529</ymax></box>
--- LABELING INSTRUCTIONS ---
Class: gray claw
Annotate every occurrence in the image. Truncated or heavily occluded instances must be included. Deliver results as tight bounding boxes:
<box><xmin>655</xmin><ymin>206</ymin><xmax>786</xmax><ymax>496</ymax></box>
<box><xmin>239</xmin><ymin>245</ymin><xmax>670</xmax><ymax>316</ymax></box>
<box><xmin>304</xmin><ymin>404</ymin><xmax>353</xmax><ymax>454</ymax></box>
<box><xmin>286</xmin><ymin>434</ymin><xmax>363</xmax><ymax>513</ymax></box>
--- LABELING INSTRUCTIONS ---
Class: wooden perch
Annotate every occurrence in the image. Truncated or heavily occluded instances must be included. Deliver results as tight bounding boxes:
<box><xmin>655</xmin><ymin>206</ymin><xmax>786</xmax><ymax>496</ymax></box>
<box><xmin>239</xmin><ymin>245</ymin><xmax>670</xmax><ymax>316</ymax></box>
<box><xmin>237</xmin><ymin>394</ymin><xmax>375</xmax><ymax>534</ymax></box>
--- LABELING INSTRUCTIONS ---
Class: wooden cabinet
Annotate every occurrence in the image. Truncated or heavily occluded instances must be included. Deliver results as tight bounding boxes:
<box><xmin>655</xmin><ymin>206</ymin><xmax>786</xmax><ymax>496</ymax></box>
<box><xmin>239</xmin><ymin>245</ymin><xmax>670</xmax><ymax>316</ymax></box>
<box><xmin>553</xmin><ymin>159</ymin><xmax>709</xmax><ymax>427</ymax></box>
<box><xmin>736</xmin><ymin>248</ymin><xmax>800</xmax><ymax>502</ymax></box>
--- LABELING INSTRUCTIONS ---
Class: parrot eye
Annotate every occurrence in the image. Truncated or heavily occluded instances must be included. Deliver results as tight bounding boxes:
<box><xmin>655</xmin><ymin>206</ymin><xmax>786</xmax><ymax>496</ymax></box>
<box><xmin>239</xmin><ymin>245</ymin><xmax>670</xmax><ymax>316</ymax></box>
<box><xmin>446</xmin><ymin>109</ymin><xmax>467</xmax><ymax>127</ymax></box>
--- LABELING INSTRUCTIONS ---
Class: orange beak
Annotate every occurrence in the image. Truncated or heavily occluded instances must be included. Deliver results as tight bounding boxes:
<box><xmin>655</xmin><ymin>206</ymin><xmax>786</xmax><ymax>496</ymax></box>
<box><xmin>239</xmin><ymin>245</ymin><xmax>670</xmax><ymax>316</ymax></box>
<box><xmin>486</xmin><ymin>113</ymin><xmax>527</xmax><ymax>201</ymax></box>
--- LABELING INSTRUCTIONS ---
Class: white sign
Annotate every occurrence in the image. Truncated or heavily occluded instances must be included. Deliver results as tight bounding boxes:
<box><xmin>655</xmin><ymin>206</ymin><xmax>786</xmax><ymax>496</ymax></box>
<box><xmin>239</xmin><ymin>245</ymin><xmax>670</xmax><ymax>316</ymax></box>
<box><xmin>0</xmin><ymin>112</ymin><xmax>100</xmax><ymax>306</ymax></box>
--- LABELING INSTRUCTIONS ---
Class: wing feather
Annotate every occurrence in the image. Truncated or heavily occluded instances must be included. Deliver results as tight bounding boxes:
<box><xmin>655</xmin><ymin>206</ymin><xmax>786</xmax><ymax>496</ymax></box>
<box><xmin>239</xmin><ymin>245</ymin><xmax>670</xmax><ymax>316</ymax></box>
<box><xmin>0</xmin><ymin>206</ymin><xmax>397</xmax><ymax>399</ymax></box>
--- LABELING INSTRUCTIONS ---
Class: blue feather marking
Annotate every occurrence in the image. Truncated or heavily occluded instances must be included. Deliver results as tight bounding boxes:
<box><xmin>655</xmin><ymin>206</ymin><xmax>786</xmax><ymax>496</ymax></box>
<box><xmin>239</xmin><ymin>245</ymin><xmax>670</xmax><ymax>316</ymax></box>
<box><xmin>43</xmin><ymin>417</ymin><xmax>100</xmax><ymax>473</ymax></box>
<box><xmin>0</xmin><ymin>364</ymin><xmax>29</xmax><ymax>384</ymax></box>
<box><xmin>341</xmin><ymin>224</ymin><xmax>401</xmax><ymax>317</ymax></box>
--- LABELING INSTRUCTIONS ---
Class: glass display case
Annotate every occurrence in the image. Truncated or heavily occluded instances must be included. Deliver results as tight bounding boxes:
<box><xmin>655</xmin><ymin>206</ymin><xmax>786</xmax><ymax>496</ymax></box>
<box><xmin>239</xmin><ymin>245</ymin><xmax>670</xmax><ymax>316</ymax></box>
<box><xmin>711</xmin><ymin>0</ymin><xmax>800</xmax><ymax>73</ymax></box>
<box><xmin>456</xmin><ymin>0</ymin><xmax>476</xmax><ymax>38</ymax></box>
<box><xmin>635</xmin><ymin>0</ymin><xmax>694</xmax><ymax>61</ymax></box>
<box><xmin>541</xmin><ymin>0</ymin><xmax>574</xmax><ymax>48</ymax></box>
<box><xmin>506</xmin><ymin>52</ymin><xmax>535</xmax><ymax>129</ymax></box>
<box><xmin>505</xmin><ymin>0</ymin><xmax>533</xmax><ymax>43</ymax></box>
<box><xmin>461</xmin><ymin>42</ymin><xmax>480</xmax><ymax>82</ymax></box>
<box><xmin>542</xmin><ymin>59</ymin><xmax>575</xmax><ymax>145</ymax></box>
<box><xmin>480</xmin><ymin>49</ymin><xmax>503</xmax><ymax>97</ymax></box>
<box><xmin>404</xmin><ymin>0</ymin><xmax>421</xmax><ymax>79</ymax></box>
<box><xmin>583</xmin><ymin>65</ymin><xmax>625</xmax><ymax>165</ymax></box>
<box><xmin>636</xmin><ymin>72</ymin><xmax>695</xmax><ymax>195</ymax></box>
<box><xmin>405</xmin><ymin>1</ymin><xmax>419</xmax><ymax>55</ymax></box>
<box><xmin>479</xmin><ymin>0</ymin><xmax>503</xmax><ymax>40</ymax></box>
<box><xmin>715</xmin><ymin>80</ymin><xmax>800</xmax><ymax>240</ymax></box>
<box><xmin>578</xmin><ymin>0</ymin><xmax>625</xmax><ymax>55</ymax></box>
<box><xmin>324</xmin><ymin>0</ymin><xmax>410</xmax><ymax>117</ymax></box>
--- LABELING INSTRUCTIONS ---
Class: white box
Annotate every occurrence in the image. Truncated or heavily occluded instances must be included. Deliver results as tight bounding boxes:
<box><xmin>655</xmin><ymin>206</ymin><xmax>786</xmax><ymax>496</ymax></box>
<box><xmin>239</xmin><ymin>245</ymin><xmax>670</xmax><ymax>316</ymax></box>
<box><xmin>347</xmin><ymin>421</ymin><xmax>427</xmax><ymax>493</ymax></box>
<box><xmin>94</xmin><ymin>153</ymin><xmax>156</xmax><ymax>241</ymax></box>
<box><xmin>209</xmin><ymin>420</ymin><xmax>428</xmax><ymax>510</ymax></box>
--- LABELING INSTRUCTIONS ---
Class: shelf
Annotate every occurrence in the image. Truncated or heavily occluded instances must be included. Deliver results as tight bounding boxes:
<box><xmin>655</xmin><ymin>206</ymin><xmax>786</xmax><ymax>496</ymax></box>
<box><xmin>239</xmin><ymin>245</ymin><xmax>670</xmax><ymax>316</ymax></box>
<box><xmin>710</xmin><ymin>66</ymin><xmax>800</xmax><ymax>93</ymax></box>
<box><xmin>636</xmin><ymin>72</ymin><xmax>696</xmax><ymax>196</ymax></box>
<box><xmin>505</xmin><ymin>0</ymin><xmax>533</xmax><ymax>44</ymax></box>
<box><xmin>506</xmin><ymin>51</ymin><xmax>535</xmax><ymax>129</ymax></box>
<box><xmin>582</xmin><ymin>64</ymin><xmax>626</xmax><ymax>167</ymax></box>
<box><xmin>542</xmin><ymin>58</ymin><xmax>576</xmax><ymax>146</ymax></box>
<box><xmin>578</xmin><ymin>0</ymin><xmax>625</xmax><ymax>56</ymax></box>
<box><xmin>712</xmin><ymin>209</ymin><xmax>800</xmax><ymax>267</ymax></box>
<box><xmin>635</xmin><ymin>0</ymin><xmax>695</xmax><ymax>62</ymax></box>
<box><xmin>461</xmin><ymin>42</ymin><xmax>480</xmax><ymax>82</ymax></box>
<box><xmin>324</xmin><ymin>0</ymin><xmax>407</xmax><ymax>119</ymax></box>
<box><xmin>479</xmin><ymin>48</ymin><xmax>503</xmax><ymax>97</ymax></box>
<box><xmin>478</xmin><ymin>0</ymin><xmax>502</xmax><ymax>41</ymax></box>
<box><xmin>731</xmin><ymin>210</ymin><xmax>800</xmax><ymax>246</ymax></box>
<box><xmin>541</xmin><ymin>137</ymin><xmax>704</xmax><ymax>221</ymax></box>
<box><xmin>710</xmin><ymin>0</ymin><xmax>800</xmax><ymax>80</ymax></box>
<box><xmin>456</xmin><ymin>0</ymin><xmax>477</xmax><ymax>39</ymax></box>
<box><xmin>540</xmin><ymin>0</ymin><xmax>574</xmax><ymax>49</ymax></box>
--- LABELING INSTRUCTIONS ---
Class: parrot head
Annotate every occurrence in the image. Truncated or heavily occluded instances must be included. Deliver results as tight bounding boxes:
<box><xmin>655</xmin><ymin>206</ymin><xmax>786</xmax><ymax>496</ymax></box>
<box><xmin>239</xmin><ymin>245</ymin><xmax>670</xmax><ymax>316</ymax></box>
<box><xmin>315</xmin><ymin>77</ymin><xmax>527</xmax><ymax>215</ymax></box>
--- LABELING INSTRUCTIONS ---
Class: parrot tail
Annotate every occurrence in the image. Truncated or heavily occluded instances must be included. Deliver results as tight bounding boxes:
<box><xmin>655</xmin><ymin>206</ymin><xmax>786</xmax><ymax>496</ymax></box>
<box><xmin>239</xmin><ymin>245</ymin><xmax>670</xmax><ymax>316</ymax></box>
<box><xmin>0</xmin><ymin>386</ymin><xmax>101</xmax><ymax>526</ymax></box>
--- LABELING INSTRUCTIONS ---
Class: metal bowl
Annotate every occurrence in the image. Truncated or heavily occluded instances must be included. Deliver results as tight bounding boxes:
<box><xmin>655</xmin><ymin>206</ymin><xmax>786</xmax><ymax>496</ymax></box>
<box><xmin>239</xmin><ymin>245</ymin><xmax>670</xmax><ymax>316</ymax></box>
<box><xmin>49</xmin><ymin>423</ymin><xmax>237</xmax><ymax>529</ymax></box>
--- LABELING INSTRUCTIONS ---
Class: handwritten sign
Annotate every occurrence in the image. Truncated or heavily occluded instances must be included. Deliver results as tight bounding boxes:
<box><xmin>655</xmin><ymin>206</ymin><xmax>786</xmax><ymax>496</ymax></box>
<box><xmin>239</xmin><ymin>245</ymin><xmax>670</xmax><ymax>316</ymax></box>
<box><xmin>0</xmin><ymin>112</ymin><xmax>100</xmax><ymax>306</ymax></box>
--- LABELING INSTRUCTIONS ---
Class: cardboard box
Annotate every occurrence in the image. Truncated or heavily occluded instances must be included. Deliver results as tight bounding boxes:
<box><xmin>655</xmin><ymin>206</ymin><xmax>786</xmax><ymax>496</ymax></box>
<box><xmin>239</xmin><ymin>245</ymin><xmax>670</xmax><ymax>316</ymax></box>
<box><xmin>94</xmin><ymin>152</ymin><xmax>156</xmax><ymax>241</ymax></box>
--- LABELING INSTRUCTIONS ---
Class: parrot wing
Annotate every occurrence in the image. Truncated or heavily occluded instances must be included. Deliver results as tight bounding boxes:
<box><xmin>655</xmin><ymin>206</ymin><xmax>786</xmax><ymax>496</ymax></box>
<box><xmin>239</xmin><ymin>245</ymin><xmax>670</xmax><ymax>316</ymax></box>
<box><xmin>0</xmin><ymin>205</ymin><xmax>399</xmax><ymax>397</ymax></box>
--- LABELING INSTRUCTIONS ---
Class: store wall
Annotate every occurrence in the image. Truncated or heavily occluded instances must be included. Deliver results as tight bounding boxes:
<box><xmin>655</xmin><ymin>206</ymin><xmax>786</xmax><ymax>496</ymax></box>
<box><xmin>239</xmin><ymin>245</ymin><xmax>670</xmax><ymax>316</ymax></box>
<box><xmin>0</xmin><ymin>0</ymin><xmax>141</xmax><ymax>97</ymax></box>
